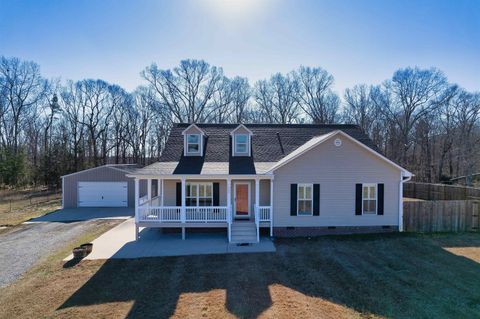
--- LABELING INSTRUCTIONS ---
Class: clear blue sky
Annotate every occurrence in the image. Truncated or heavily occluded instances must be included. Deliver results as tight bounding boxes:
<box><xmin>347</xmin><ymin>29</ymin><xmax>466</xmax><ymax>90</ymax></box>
<box><xmin>1</xmin><ymin>0</ymin><xmax>479</xmax><ymax>94</ymax></box>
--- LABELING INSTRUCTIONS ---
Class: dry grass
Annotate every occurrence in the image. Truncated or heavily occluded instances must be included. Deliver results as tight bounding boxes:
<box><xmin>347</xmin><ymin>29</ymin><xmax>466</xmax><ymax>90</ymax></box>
<box><xmin>403</xmin><ymin>197</ymin><xmax>425</xmax><ymax>202</ymax></box>
<box><xmin>0</xmin><ymin>198</ymin><xmax>61</xmax><ymax>226</ymax></box>
<box><xmin>1</xmin><ymin>232</ymin><xmax>480</xmax><ymax>318</ymax></box>
<box><xmin>0</xmin><ymin>188</ymin><xmax>61</xmax><ymax>226</ymax></box>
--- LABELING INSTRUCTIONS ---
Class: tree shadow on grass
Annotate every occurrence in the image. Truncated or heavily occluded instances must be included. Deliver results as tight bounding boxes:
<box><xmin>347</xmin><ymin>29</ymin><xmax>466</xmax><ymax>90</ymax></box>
<box><xmin>58</xmin><ymin>233</ymin><xmax>480</xmax><ymax>318</ymax></box>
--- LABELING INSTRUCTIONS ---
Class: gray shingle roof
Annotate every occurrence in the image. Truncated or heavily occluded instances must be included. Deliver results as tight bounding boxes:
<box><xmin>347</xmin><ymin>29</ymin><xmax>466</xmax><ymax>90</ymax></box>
<box><xmin>135</xmin><ymin>123</ymin><xmax>378</xmax><ymax>175</ymax></box>
<box><xmin>135</xmin><ymin>162</ymin><xmax>274</xmax><ymax>175</ymax></box>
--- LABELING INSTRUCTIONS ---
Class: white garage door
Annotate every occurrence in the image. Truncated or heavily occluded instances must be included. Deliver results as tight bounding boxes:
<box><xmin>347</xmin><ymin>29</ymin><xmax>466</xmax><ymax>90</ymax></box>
<box><xmin>78</xmin><ymin>182</ymin><xmax>128</xmax><ymax>207</ymax></box>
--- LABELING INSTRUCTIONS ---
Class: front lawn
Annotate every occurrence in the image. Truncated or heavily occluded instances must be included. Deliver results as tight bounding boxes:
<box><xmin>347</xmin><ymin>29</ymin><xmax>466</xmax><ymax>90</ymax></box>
<box><xmin>1</xmin><ymin>233</ymin><xmax>479</xmax><ymax>318</ymax></box>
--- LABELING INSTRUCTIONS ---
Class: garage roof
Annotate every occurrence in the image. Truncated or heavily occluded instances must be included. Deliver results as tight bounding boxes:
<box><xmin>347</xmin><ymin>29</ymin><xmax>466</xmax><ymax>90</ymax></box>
<box><xmin>61</xmin><ymin>164</ymin><xmax>141</xmax><ymax>178</ymax></box>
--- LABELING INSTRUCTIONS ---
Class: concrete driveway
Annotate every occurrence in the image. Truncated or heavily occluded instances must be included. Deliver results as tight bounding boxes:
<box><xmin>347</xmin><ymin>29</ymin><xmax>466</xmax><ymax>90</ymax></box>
<box><xmin>29</xmin><ymin>207</ymin><xmax>134</xmax><ymax>223</ymax></box>
<box><xmin>65</xmin><ymin>218</ymin><xmax>276</xmax><ymax>260</ymax></box>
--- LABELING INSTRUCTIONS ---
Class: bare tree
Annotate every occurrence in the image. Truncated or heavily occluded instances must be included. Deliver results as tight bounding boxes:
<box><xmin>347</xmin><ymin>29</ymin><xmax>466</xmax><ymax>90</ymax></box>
<box><xmin>76</xmin><ymin>79</ymin><xmax>114</xmax><ymax>166</ymax></box>
<box><xmin>294</xmin><ymin>66</ymin><xmax>339</xmax><ymax>124</ymax></box>
<box><xmin>230</xmin><ymin>77</ymin><xmax>251</xmax><ymax>123</ymax></box>
<box><xmin>60</xmin><ymin>80</ymin><xmax>87</xmax><ymax>171</ymax></box>
<box><xmin>209</xmin><ymin>76</ymin><xmax>235</xmax><ymax>123</ymax></box>
<box><xmin>343</xmin><ymin>85</ymin><xmax>377</xmax><ymax>130</ymax></box>
<box><xmin>452</xmin><ymin>90</ymin><xmax>480</xmax><ymax>182</ymax></box>
<box><xmin>254</xmin><ymin>73</ymin><xmax>301</xmax><ymax>124</ymax></box>
<box><xmin>142</xmin><ymin>59</ymin><xmax>223</xmax><ymax>123</ymax></box>
<box><xmin>208</xmin><ymin>76</ymin><xmax>252</xmax><ymax>123</ymax></box>
<box><xmin>372</xmin><ymin>67</ymin><xmax>449</xmax><ymax>166</ymax></box>
<box><xmin>1</xmin><ymin>55</ymin><xmax>480</xmax><ymax>187</ymax></box>
<box><xmin>0</xmin><ymin>57</ymin><xmax>48</xmax><ymax>154</ymax></box>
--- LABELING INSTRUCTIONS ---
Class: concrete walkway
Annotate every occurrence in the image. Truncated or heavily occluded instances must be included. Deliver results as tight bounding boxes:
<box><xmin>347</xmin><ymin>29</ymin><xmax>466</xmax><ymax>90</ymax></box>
<box><xmin>28</xmin><ymin>207</ymin><xmax>133</xmax><ymax>223</ymax></box>
<box><xmin>65</xmin><ymin>218</ymin><xmax>276</xmax><ymax>260</ymax></box>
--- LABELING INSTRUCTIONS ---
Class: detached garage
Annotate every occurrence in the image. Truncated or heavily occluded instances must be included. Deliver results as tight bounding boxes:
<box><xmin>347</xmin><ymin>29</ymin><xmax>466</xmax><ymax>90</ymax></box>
<box><xmin>62</xmin><ymin>164</ymin><xmax>143</xmax><ymax>208</ymax></box>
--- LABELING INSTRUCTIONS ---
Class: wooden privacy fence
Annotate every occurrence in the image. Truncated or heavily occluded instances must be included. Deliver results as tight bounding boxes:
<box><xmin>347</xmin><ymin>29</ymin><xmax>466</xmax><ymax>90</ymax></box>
<box><xmin>404</xmin><ymin>182</ymin><xmax>480</xmax><ymax>200</ymax></box>
<box><xmin>403</xmin><ymin>200</ymin><xmax>479</xmax><ymax>232</ymax></box>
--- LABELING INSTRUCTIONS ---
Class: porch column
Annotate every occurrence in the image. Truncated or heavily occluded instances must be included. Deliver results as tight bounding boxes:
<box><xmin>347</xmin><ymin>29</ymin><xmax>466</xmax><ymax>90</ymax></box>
<box><xmin>147</xmin><ymin>178</ymin><xmax>152</xmax><ymax>206</ymax></box>
<box><xmin>270</xmin><ymin>178</ymin><xmax>274</xmax><ymax>237</ymax></box>
<box><xmin>157</xmin><ymin>179</ymin><xmax>161</xmax><ymax>201</ymax></box>
<box><xmin>227</xmin><ymin>177</ymin><xmax>231</xmax><ymax>215</ymax></box>
<box><xmin>181</xmin><ymin>176</ymin><xmax>186</xmax><ymax>240</ymax></box>
<box><xmin>134</xmin><ymin>178</ymin><xmax>139</xmax><ymax>240</ymax></box>
<box><xmin>227</xmin><ymin>177</ymin><xmax>232</xmax><ymax>242</ymax></box>
<box><xmin>255</xmin><ymin>178</ymin><xmax>260</xmax><ymax>212</ymax></box>
<box><xmin>255</xmin><ymin>178</ymin><xmax>260</xmax><ymax>242</ymax></box>
<box><xmin>160</xmin><ymin>179</ymin><xmax>164</xmax><ymax>206</ymax></box>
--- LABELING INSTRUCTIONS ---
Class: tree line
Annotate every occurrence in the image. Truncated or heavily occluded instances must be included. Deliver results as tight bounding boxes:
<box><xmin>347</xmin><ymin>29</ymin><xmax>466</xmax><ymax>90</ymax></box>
<box><xmin>0</xmin><ymin>56</ymin><xmax>479</xmax><ymax>187</ymax></box>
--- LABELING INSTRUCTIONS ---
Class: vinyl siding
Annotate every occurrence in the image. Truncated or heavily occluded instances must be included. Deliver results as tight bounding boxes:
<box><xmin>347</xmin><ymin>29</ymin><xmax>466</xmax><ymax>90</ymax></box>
<box><xmin>62</xmin><ymin>166</ymin><xmax>140</xmax><ymax>208</ymax></box>
<box><xmin>273</xmin><ymin>135</ymin><xmax>401</xmax><ymax>227</ymax></box>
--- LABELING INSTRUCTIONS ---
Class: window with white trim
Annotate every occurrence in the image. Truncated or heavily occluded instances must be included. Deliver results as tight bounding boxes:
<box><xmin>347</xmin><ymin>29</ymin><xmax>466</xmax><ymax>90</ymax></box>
<box><xmin>297</xmin><ymin>184</ymin><xmax>313</xmax><ymax>216</ymax></box>
<box><xmin>235</xmin><ymin>134</ymin><xmax>248</xmax><ymax>154</ymax></box>
<box><xmin>187</xmin><ymin>134</ymin><xmax>200</xmax><ymax>153</ymax></box>
<box><xmin>362</xmin><ymin>184</ymin><xmax>377</xmax><ymax>214</ymax></box>
<box><xmin>186</xmin><ymin>183</ymin><xmax>213</xmax><ymax>207</ymax></box>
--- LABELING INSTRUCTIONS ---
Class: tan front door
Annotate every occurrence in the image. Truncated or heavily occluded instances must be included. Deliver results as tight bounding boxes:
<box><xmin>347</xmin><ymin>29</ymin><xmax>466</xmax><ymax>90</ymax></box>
<box><xmin>235</xmin><ymin>183</ymin><xmax>249</xmax><ymax>218</ymax></box>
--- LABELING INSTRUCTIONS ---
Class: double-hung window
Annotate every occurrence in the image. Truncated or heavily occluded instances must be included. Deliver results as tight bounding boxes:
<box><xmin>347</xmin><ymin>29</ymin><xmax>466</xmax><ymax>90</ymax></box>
<box><xmin>362</xmin><ymin>184</ymin><xmax>377</xmax><ymax>214</ymax></box>
<box><xmin>235</xmin><ymin>134</ymin><xmax>248</xmax><ymax>154</ymax></box>
<box><xmin>186</xmin><ymin>183</ymin><xmax>213</xmax><ymax>207</ymax></box>
<box><xmin>187</xmin><ymin>134</ymin><xmax>200</xmax><ymax>153</ymax></box>
<box><xmin>297</xmin><ymin>184</ymin><xmax>313</xmax><ymax>216</ymax></box>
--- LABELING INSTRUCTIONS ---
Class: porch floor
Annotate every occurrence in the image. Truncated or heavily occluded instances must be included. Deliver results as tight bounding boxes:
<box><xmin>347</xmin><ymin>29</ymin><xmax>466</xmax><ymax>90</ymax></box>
<box><xmin>64</xmin><ymin>218</ymin><xmax>276</xmax><ymax>260</ymax></box>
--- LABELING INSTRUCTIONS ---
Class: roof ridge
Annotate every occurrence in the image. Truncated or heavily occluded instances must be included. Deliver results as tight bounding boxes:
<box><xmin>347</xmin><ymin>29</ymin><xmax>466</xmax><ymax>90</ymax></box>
<box><xmin>174</xmin><ymin>123</ymin><xmax>361</xmax><ymax>128</ymax></box>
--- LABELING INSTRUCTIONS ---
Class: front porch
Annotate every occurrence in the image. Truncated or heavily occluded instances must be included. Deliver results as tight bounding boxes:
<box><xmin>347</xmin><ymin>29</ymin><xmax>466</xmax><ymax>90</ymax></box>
<box><xmin>134</xmin><ymin>176</ymin><xmax>274</xmax><ymax>243</ymax></box>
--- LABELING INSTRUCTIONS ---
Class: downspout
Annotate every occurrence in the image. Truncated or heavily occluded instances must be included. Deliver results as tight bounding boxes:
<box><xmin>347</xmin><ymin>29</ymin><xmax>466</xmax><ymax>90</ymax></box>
<box><xmin>399</xmin><ymin>173</ymin><xmax>412</xmax><ymax>232</ymax></box>
<box><xmin>61</xmin><ymin>176</ymin><xmax>65</xmax><ymax>209</ymax></box>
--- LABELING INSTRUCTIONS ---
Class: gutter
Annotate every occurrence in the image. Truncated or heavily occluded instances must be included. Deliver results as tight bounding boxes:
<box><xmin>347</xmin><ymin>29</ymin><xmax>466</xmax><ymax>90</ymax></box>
<box><xmin>399</xmin><ymin>173</ymin><xmax>413</xmax><ymax>232</ymax></box>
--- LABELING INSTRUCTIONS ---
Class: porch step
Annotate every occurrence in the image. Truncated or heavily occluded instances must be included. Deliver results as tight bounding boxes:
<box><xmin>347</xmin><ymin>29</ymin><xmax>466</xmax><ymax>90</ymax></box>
<box><xmin>231</xmin><ymin>222</ymin><xmax>258</xmax><ymax>244</ymax></box>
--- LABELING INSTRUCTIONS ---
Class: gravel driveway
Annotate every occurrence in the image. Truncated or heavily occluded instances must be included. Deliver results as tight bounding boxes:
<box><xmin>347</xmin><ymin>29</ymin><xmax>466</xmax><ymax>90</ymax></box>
<box><xmin>0</xmin><ymin>221</ymin><xmax>103</xmax><ymax>288</ymax></box>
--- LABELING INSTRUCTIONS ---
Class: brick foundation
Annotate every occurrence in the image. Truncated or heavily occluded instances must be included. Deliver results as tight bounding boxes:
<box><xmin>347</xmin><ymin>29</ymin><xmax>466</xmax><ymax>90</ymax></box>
<box><xmin>273</xmin><ymin>225</ymin><xmax>398</xmax><ymax>237</ymax></box>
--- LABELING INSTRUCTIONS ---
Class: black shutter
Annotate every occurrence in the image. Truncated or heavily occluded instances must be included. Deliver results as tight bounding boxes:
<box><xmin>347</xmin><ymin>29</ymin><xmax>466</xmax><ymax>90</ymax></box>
<box><xmin>213</xmin><ymin>183</ymin><xmax>220</xmax><ymax>206</ymax></box>
<box><xmin>290</xmin><ymin>184</ymin><xmax>297</xmax><ymax>216</ymax></box>
<box><xmin>377</xmin><ymin>183</ymin><xmax>384</xmax><ymax>215</ymax></box>
<box><xmin>355</xmin><ymin>184</ymin><xmax>362</xmax><ymax>215</ymax></box>
<box><xmin>313</xmin><ymin>184</ymin><xmax>320</xmax><ymax>216</ymax></box>
<box><xmin>176</xmin><ymin>182</ymin><xmax>181</xmax><ymax>206</ymax></box>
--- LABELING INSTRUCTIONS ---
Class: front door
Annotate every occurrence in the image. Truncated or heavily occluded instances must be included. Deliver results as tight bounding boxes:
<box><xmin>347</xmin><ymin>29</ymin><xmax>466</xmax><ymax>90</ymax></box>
<box><xmin>234</xmin><ymin>183</ymin><xmax>250</xmax><ymax>218</ymax></box>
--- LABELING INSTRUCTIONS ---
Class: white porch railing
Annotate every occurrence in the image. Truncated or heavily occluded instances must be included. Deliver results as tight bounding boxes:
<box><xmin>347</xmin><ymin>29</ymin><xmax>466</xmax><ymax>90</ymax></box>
<box><xmin>138</xmin><ymin>206</ymin><xmax>229</xmax><ymax>223</ymax></box>
<box><xmin>139</xmin><ymin>206</ymin><xmax>181</xmax><ymax>222</ymax></box>
<box><xmin>186</xmin><ymin>207</ymin><xmax>228</xmax><ymax>222</ymax></box>
<box><xmin>258</xmin><ymin>206</ymin><xmax>272</xmax><ymax>221</ymax></box>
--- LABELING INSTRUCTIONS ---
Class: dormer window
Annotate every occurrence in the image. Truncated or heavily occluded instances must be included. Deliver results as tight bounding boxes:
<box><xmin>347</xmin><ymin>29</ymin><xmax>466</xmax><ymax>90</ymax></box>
<box><xmin>230</xmin><ymin>124</ymin><xmax>253</xmax><ymax>157</ymax></box>
<box><xmin>182</xmin><ymin>124</ymin><xmax>205</xmax><ymax>156</ymax></box>
<box><xmin>235</xmin><ymin>134</ymin><xmax>248</xmax><ymax>153</ymax></box>
<box><xmin>187</xmin><ymin>134</ymin><xmax>200</xmax><ymax>153</ymax></box>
